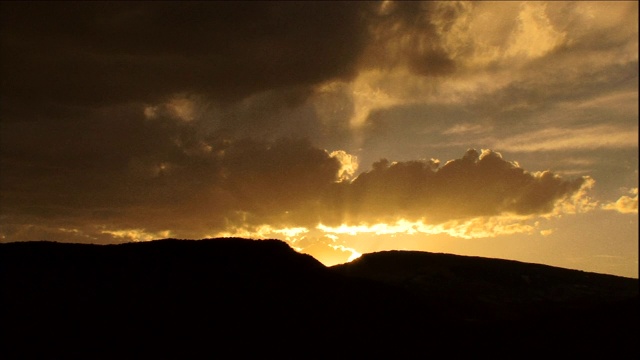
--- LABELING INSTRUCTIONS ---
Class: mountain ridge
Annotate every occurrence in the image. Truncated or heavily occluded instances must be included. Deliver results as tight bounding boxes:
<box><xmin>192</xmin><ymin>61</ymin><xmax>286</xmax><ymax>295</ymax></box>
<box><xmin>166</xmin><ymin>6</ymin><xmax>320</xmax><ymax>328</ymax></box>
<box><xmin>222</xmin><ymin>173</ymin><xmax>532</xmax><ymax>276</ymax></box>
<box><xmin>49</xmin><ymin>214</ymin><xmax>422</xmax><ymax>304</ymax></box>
<box><xmin>1</xmin><ymin>238</ymin><xmax>637</xmax><ymax>358</ymax></box>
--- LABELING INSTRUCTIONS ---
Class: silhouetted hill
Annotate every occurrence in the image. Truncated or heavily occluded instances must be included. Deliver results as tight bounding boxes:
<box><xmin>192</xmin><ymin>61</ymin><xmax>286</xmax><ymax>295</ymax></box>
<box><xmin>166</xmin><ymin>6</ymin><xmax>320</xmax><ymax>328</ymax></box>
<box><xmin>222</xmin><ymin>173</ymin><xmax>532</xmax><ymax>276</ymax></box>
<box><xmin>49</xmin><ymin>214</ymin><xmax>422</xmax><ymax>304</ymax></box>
<box><xmin>332</xmin><ymin>250</ymin><xmax>638</xmax><ymax>320</ymax></box>
<box><xmin>1</xmin><ymin>238</ymin><xmax>638</xmax><ymax>358</ymax></box>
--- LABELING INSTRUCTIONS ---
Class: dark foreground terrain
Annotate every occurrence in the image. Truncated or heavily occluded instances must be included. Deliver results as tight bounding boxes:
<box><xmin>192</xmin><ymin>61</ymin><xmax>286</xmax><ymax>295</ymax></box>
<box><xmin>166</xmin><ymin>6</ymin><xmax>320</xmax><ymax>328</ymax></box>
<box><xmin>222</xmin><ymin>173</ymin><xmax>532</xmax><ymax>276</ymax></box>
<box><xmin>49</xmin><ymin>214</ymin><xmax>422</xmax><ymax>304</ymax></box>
<box><xmin>1</xmin><ymin>238</ymin><xmax>638</xmax><ymax>358</ymax></box>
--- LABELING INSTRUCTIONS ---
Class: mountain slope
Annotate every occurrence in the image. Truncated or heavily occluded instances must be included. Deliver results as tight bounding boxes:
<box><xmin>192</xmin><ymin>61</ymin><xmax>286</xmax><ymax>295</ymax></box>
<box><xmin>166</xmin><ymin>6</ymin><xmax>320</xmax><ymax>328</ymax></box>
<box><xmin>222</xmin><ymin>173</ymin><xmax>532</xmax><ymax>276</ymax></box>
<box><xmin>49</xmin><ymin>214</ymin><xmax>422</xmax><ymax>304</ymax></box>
<box><xmin>1</xmin><ymin>238</ymin><xmax>637</xmax><ymax>358</ymax></box>
<box><xmin>332</xmin><ymin>250</ymin><xmax>638</xmax><ymax>320</ymax></box>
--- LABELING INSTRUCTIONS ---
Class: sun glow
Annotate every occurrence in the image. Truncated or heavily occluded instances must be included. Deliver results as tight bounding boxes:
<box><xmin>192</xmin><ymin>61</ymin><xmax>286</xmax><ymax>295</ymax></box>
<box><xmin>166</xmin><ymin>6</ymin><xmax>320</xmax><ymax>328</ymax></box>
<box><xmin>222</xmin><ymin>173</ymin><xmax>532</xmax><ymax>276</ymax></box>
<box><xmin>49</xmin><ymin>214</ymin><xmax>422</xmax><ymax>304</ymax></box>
<box><xmin>211</xmin><ymin>214</ymin><xmax>549</xmax><ymax>267</ymax></box>
<box><xmin>328</xmin><ymin>244</ymin><xmax>362</xmax><ymax>262</ymax></box>
<box><xmin>317</xmin><ymin>215</ymin><xmax>538</xmax><ymax>239</ymax></box>
<box><xmin>215</xmin><ymin>225</ymin><xmax>309</xmax><ymax>240</ymax></box>
<box><xmin>100</xmin><ymin>228</ymin><xmax>171</xmax><ymax>242</ymax></box>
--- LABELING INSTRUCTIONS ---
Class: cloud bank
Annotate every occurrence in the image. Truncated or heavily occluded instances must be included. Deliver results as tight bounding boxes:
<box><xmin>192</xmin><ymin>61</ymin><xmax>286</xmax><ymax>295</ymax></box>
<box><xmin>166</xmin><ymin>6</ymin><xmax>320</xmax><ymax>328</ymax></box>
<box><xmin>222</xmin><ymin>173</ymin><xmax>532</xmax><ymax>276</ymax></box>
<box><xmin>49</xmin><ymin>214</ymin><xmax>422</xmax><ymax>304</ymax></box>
<box><xmin>0</xmin><ymin>136</ymin><xmax>595</xmax><ymax>244</ymax></box>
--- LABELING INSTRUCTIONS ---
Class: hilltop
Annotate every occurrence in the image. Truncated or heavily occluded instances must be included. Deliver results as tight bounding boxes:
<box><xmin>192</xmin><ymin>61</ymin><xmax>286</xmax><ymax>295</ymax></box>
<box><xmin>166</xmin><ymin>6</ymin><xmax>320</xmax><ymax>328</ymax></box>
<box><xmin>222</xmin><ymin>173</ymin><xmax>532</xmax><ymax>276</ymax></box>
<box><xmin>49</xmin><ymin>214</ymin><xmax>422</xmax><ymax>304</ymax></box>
<box><xmin>1</xmin><ymin>238</ymin><xmax>637</xmax><ymax>358</ymax></box>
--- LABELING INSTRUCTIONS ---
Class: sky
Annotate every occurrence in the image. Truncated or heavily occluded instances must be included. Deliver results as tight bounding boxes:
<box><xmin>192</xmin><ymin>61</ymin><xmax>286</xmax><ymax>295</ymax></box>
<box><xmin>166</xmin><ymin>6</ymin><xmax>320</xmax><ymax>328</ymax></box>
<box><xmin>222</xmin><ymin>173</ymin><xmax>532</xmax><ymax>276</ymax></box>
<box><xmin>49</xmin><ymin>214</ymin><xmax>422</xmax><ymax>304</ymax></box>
<box><xmin>1</xmin><ymin>1</ymin><xmax>637</xmax><ymax>278</ymax></box>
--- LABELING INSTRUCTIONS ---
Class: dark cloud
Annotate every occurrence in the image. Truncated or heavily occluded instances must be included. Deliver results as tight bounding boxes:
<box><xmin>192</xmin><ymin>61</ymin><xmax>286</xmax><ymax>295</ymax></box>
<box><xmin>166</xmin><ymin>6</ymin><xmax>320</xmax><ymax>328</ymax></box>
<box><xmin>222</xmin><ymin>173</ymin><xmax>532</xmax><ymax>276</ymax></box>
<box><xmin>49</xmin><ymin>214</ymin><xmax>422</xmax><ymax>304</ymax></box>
<box><xmin>360</xmin><ymin>1</ymin><xmax>456</xmax><ymax>76</ymax></box>
<box><xmin>218</xmin><ymin>138</ymin><xmax>342</xmax><ymax>223</ymax></box>
<box><xmin>544</xmin><ymin>1</ymin><xmax>638</xmax><ymax>52</ymax></box>
<box><xmin>0</xmin><ymin>0</ymin><xmax>467</xmax><ymax>156</ymax></box>
<box><xmin>0</xmin><ymin>1</ymin><xmax>374</xmax><ymax>118</ymax></box>
<box><xmin>1</xmin><ymin>127</ymin><xmax>591</xmax><ymax>242</ymax></box>
<box><xmin>213</xmin><ymin>146</ymin><xmax>590</xmax><ymax>229</ymax></box>
<box><xmin>322</xmin><ymin>149</ymin><xmax>589</xmax><ymax>225</ymax></box>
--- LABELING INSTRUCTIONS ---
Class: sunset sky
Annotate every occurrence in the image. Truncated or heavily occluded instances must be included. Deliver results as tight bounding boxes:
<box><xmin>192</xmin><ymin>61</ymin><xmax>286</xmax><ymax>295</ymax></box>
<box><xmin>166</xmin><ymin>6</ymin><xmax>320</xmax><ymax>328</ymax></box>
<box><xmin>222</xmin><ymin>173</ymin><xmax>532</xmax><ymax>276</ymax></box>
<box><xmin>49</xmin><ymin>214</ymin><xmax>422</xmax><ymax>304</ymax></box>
<box><xmin>1</xmin><ymin>1</ymin><xmax>637</xmax><ymax>278</ymax></box>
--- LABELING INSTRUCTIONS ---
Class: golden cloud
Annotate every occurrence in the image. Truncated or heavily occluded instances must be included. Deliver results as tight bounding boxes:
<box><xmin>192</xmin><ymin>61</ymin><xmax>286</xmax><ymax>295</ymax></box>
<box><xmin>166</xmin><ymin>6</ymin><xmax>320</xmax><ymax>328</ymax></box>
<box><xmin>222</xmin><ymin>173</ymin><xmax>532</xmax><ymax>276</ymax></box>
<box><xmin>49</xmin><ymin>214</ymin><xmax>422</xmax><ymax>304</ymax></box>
<box><xmin>602</xmin><ymin>188</ymin><xmax>638</xmax><ymax>214</ymax></box>
<box><xmin>322</xmin><ymin>149</ymin><xmax>593</xmax><ymax>226</ymax></box>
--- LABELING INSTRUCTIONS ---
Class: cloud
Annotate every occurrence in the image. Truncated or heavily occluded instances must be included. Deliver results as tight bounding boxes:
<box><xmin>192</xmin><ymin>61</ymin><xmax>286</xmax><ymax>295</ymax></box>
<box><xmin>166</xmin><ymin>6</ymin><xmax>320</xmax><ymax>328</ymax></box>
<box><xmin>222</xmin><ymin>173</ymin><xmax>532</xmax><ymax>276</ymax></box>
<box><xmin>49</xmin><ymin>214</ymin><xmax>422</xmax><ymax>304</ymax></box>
<box><xmin>330</xmin><ymin>150</ymin><xmax>359</xmax><ymax>182</ymax></box>
<box><xmin>361</xmin><ymin>1</ymin><xmax>456</xmax><ymax>77</ymax></box>
<box><xmin>2</xmin><ymin>1</ymin><xmax>636</xmax><ymax>153</ymax></box>
<box><xmin>602</xmin><ymin>188</ymin><xmax>638</xmax><ymax>214</ymax></box>
<box><xmin>1</xmin><ymin>142</ymin><xmax>594</xmax><ymax>243</ymax></box>
<box><xmin>435</xmin><ymin>1</ymin><xmax>638</xmax><ymax>69</ymax></box>
<box><xmin>432</xmin><ymin>2</ymin><xmax>565</xmax><ymax>69</ymax></box>
<box><xmin>204</xmin><ymin>223</ymin><xmax>359</xmax><ymax>266</ymax></box>
<box><xmin>100</xmin><ymin>228</ymin><xmax>172</xmax><ymax>243</ymax></box>
<box><xmin>0</xmin><ymin>1</ymin><xmax>374</xmax><ymax>119</ymax></box>
<box><xmin>317</xmin><ymin>215</ymin><xmax>538</xmax><ymax>240</ymax></box>
<box><xmin>299</xmin><ymin>1</ymin><xmax>637</xmax><ymax>169</ymax></box>
<box><xmin>494</xmin><ymin>125</ymin><xmax>639</xmax><ymax>152</ymax></box>
<box><xmin>322</xmin><ymin>149</ymin><xmax>594</xmax><ymax>226</ymax></box>
<box><xmin>540</xmin><ymin>229</ymin><xmax>554</xmax><ymax>236</ymax></box>
<box><xmin>294</xmin><ymin>236</ymin><xmax>361</xmax><ymax>267</ymax></box>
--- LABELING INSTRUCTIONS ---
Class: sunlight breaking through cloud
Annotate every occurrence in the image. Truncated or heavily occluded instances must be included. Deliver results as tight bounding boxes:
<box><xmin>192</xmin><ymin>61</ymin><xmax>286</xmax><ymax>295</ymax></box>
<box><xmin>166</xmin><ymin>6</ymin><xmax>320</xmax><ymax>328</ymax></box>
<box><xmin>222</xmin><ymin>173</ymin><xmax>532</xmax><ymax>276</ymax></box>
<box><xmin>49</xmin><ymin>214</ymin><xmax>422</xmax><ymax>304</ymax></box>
<box><xmin>547</xmin><ymin>176</ymin><xmax>598</xmax><ymax>216</ymax></box>
<box><xmin>328</xmin><ymin>244</ymin><xmax>362</xmax><ymax>262</ymax></box>
<box><xmin>329</xmin><ymin>150</ymin><xmax>359</xmax><ymax>181</ymax></box>
<box><xmin>100</xmin><ymin>228</ymin><xmax>172</xmax><ymax>242</ymax></box>
<box><xmin>214</xmin><ymin>224</ymin><xmax>309</xmax><ymax>241</ymax></box>
<box><xmin>317</xmin><ymin>215</ymin><xmax>538</xmax><ymax>240</ymax></box>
